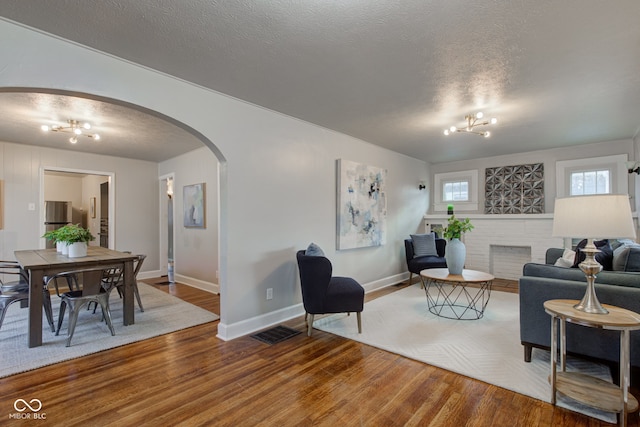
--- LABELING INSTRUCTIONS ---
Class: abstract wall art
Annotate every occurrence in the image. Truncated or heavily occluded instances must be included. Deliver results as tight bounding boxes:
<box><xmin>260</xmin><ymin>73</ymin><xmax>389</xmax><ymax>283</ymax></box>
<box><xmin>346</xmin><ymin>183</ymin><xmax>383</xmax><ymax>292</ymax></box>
<box><xmin>183</xmin><ymin>183</ymin><xmax>206</xmax><ymax>228</ymax></box>
<box><xmin>485</xmin><ymin>163</ymin><xmax>544</xmax><ymax>214</ymax></box>
<box><xmin>337</xmin><ymin>159</ymin><xmax>387</xmax><ymax>249</ymax></box>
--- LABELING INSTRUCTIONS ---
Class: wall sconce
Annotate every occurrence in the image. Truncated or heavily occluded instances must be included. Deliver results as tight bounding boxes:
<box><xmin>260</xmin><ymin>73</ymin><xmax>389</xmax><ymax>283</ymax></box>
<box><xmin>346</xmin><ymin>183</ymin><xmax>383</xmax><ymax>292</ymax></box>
<box><xmin>167</xmin><ymin>177</ymin><xmax>174</xmax><ymax>198</ymax></box>
<box><xmin>626</xmin><ymin>161</ymin><xmax>640</xmax><ymax>174</ymax></box>
<box><xmin>419</xmin><ymin>181</ymin><xmax>426</xmax><ymax>190</ymax></box>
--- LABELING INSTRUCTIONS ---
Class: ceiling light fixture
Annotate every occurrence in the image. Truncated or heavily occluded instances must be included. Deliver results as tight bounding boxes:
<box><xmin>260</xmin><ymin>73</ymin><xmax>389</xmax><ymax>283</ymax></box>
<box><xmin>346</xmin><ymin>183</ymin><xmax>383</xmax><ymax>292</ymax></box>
<box><xmin>443</xmin><ymin>112</ymin><xmax>497</xmax><ymax>138</ymax></box>
<box><xmin>41</xmin><ymin>119</ymin><xmax>100</xmax><ymax>144</ymax></box>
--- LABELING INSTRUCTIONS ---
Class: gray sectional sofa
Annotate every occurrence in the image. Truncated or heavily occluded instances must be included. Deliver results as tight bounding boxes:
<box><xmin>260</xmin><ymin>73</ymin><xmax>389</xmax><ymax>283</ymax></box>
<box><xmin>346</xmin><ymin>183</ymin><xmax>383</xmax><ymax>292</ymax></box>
<box><xmin>519</xmin><ymin>244</ymin><xmax>640</xmax><ymax>378</ymax></box>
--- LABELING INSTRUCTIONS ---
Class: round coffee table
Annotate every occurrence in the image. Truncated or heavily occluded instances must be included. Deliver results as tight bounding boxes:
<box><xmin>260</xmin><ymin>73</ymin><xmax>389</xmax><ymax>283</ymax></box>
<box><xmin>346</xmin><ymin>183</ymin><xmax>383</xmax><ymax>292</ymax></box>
<box><xmin>420</xmin><ymin>268</ymin><xmax>495</xmax><ymax>320</ymax></box>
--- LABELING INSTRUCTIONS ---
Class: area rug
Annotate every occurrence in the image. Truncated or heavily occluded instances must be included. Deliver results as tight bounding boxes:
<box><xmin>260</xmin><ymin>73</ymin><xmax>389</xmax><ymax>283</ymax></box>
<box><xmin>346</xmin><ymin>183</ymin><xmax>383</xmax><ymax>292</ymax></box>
<box><xmin>0</xmin><ymin>282</ymin><xmax>219</xmax><ymax>378</ymax></box>
<box><xmin>314</xmin><ymin>284</ymin><xmax>616</xmax><ymax>423</ymax></box>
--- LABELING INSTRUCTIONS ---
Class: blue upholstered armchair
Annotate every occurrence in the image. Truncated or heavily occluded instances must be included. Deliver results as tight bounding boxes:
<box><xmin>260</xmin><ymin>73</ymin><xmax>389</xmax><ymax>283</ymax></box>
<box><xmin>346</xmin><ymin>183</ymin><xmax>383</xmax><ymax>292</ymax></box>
<box><xmin>296</xmin><ymin>250</ymin><xmax>364</xmax><ymax>337</ymax></box>
<box><xmin>404</xmin><ymin>236</ymin><xmax>447</xmax><ymax>286</ymax></box>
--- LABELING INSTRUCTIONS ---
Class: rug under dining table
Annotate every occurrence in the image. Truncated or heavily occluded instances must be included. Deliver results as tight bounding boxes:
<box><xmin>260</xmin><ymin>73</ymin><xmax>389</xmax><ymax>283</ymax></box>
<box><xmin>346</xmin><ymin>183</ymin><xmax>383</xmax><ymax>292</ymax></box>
<box><xmin>0</xmin><ymin>282</ymin><xmax>219</xmax><ymax>378</ymax></box>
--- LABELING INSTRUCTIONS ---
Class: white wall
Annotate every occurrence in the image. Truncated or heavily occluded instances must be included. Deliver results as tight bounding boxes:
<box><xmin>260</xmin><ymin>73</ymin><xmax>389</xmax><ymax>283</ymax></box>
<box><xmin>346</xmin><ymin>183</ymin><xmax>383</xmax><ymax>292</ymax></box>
<box><xmin>159</xmin><ymin>147</ymin><xmax>219</xmax><ymax>292</ymax></box>
<box><xmin>0</xmin><ymin>141</ymin><xmax>160</xmax><ymax>271</ymax></box>
<box><xmin>430</xmin><ymin>139</ymin><xmax>635</xmax><ymax>213</ymax></box>
<box><xmin>0</xmin><ymin>20</ymin><xmax>429</xmax><ymax>340</ymax></box>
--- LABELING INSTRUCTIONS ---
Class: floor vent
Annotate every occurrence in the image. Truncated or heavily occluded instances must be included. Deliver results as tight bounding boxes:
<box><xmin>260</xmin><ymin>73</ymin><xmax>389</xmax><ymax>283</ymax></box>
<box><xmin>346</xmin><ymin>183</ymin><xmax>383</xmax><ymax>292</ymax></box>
<box><xmin>251</xmin><ymin>326</ymin><xmax>300</xmax><ymax>345</ymax></box>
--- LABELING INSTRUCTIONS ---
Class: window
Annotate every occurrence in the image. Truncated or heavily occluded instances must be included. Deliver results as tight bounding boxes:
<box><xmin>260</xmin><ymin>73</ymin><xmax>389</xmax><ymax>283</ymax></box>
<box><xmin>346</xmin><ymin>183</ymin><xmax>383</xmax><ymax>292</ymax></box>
<box><xmin>570</xmin><ymin>169</ymin><xmax>610</xmax><ymax>195</ymax></box>
<box><xmin>443</xmin><ymin>180</ymin><xmax>469</xmax><ymax>201</ymax></box>
<box><xmin>556</xmin><ymin>154</ymin><xmax>627</xmax><ymax>198</ymax></box>
<box><xmin>434</xmin><ymin>170</ymin><xmax>478</xmax><ymax>211</ymax></box>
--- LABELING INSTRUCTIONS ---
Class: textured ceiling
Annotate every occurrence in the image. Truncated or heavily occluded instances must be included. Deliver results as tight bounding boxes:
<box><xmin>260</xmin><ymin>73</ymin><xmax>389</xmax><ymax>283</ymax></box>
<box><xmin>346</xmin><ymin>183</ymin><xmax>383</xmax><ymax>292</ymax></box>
<box><xmin>1</xmin><ymin>1</ymin><xmax>640</xmax><ymax>163</ymax></box>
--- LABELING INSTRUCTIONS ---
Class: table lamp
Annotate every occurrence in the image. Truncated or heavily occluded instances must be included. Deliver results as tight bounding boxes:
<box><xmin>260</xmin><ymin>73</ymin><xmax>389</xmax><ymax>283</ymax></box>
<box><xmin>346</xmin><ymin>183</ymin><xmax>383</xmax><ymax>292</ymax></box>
<box><xmin>552</xmin><ymin>194</ymin><xmax>637</xmax><ymax>314</ymax></box>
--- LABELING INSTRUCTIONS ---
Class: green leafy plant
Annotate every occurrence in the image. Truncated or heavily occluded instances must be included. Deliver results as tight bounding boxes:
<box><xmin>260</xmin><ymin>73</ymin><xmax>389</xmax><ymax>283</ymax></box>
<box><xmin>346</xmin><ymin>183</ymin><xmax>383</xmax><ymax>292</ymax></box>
<box><xmin>54</xmin><ymin>224</ymin><xmax>95</xmax><ymax>244</ymax></box>
<box><xmin>443</xmin><ymin>214</ymin><xmax>474</xmax><ymax>240</ymax></box>
<box><xmin>42</xmin><ymin>229</ymin><xmax>60</xmax><ymax>243</ymax></box>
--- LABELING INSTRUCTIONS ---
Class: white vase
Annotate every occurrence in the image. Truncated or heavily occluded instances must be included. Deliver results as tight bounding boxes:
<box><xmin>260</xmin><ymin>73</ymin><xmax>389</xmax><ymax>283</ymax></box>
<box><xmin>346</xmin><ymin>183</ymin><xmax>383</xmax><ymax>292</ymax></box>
<box><xmin>60</xmin><ymin>242</ymin><xmax>69</xmax><ymax>255</ymax></box>
<box><xmin>67</xmin><ymin>242</ymin><xmax>88</xmax><ymax>258</ymax></box>
<box><xmin>445</xmin><ymin>237</ymin><xmax>466</xmax><ymax>275</ymax></box>
<box><xmin>56</xmin><ymin>241</ymin><xmax>65</xmax><ymax>253</ymax></box>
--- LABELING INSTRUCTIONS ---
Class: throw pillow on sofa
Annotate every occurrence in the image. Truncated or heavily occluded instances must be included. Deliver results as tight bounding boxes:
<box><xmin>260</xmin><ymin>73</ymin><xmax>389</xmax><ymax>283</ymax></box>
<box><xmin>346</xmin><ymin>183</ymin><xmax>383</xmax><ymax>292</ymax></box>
<box><xmin>572</xmin><ymin>239</ymin><xmax>613</xmax><ymax>270</ymax></box>
<box><xmin>613</xmin><ymin>243</ymin><xmax>640</xmax><ymax>272</ymax></box>
<box><xmin>410</xmin><ymin>233</ymin><xmax>438</xmax><ymax>257</ymax></box>
<box><xmin>554</xmin><ymin>248</ymin><xmax>576</xmax><ymax>268</ymax></box>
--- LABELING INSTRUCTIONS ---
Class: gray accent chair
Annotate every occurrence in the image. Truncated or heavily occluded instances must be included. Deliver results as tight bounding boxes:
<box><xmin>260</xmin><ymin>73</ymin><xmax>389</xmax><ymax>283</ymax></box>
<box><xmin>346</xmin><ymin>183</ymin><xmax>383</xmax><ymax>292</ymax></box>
<box><xmin>296</xmin><ymin>250</ymin><xmax>364</xmax><ymax>337</ymax></box>
<box><xmin>404</xmin><ymin>237</ymin><xmax>447</xmax><ymax>286</ymax></box>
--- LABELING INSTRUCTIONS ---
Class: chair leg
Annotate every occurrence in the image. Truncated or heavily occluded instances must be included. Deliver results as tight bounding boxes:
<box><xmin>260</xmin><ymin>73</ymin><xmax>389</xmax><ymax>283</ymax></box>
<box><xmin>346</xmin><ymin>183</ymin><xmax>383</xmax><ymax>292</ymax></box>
<box><xmin>0</xmin><ymin>301</ymin><xmax>9</xmax><ymax>330</ymax></box>
<box><xmin>134</xmin><ymin>284</ymin><xmax>144</xmax><ymax>312</ymax></box>
<box><xmin>357</xmin><ymin>312</ymin><xmax>362</xmax><ymax>333</ymax></box>
<box><xmin>307</xmin><ymin>314</ymin><xmax>314</xmax><ymax>337</ymax></box>
<box><xmin>56</xmin><ymin>300</ymin><xmax>67</xmax><ymax>336</ymax></box>
<box><xmin>98</xmin><ymin>295</ymin><xmax>115</xmax><ymax>336</ymax></box>
<box><xmin>43</xmin><ymin>289</ymin><xmax>55</xmax><ymax>332</ymax></box>
<box><xmin>409</xmin><ymin>272</ymin><xmax>413</xmax><ymax>285</ymax></box>
<box><xmin>64</xmin><ymin>300</ymin><xmax>87</xmax><ymax>347</ymax></box>
<box><xmin>419</xmin><ymin>275</ymin><xmax>426</xmax><ymax>289</ymax></box>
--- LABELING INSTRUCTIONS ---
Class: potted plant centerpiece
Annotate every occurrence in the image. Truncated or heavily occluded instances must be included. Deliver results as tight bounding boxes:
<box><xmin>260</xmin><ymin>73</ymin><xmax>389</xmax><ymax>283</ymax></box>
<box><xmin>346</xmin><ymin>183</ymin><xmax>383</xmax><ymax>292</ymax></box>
<box><xmin>42</xmin><ymin>228</ymin><xmax>65</xmax><ymax>253</ymax></box>
<box><xmin>443</xmin><ymin>214</ymin><xmax>474</xmax><ymax>275</ymax></box>
<box><xmin>56</xmin><ymin>224</ymin><xmax>95</xmax><ymax>257</ymax></box>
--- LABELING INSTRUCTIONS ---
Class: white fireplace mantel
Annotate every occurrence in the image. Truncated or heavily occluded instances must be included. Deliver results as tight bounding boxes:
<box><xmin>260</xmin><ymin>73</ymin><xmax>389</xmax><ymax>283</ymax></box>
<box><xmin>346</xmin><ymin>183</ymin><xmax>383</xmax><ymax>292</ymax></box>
<box><xmin>423</xmin><ymin>213</ymin><xmax>639</xmax><ymax>280</ymax></box>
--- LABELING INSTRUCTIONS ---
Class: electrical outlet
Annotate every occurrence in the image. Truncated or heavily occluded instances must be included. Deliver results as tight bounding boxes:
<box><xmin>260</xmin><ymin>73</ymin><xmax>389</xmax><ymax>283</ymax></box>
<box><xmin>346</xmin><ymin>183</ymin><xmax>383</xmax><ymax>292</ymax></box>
<box><xmin>266</xmin><ymin>288</ymin><xmax>273</xmax><ymax>300</ymax></box>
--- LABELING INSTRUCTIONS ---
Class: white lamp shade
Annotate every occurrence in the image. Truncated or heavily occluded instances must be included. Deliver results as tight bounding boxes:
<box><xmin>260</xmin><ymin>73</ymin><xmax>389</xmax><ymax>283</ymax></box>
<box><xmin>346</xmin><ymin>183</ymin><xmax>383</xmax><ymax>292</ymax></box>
<box><xmin>552</xmin><ymin>194</ymin><xmax>637</xmax><ymax>239</ymax></box>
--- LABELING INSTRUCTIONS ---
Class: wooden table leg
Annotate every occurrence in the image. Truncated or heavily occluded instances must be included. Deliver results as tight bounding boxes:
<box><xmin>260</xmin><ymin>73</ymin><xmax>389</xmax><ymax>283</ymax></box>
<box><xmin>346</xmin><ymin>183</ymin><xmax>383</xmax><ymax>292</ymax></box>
<box><xmin>122</xmin><ymin>259</ymin><xmax>135</xmax><ymax>326</ymax></box>
<box><xmin>28</xmin><ymin>269</ymin><xmax>44</xmax><ymax>348</ymax></box>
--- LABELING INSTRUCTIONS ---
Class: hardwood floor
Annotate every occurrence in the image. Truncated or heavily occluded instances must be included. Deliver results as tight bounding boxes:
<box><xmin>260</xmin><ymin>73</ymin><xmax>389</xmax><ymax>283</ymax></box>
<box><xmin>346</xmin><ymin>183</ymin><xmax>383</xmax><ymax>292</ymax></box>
<box><xmin>1</xmin><ymin>278</ymin><xmax>638</xmax><ymax>426</ymax></box>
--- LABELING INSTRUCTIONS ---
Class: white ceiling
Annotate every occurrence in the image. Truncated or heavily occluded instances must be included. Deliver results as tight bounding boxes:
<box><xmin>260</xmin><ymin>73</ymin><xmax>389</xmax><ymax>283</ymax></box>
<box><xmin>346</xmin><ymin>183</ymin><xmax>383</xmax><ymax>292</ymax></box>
<box><xmin>1</xmin><ymin>1</ymin><xmax>640</xmax><ymax>164</ymax></box>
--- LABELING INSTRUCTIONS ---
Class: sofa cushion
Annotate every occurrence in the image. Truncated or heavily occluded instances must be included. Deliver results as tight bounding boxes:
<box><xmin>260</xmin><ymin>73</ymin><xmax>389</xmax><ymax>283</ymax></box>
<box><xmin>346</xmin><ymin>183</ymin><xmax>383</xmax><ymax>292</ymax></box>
<box><xmin>572</xmin><ymin>239</ymin><xmax>613</xmax><ymax>270</ymax></box>
<box><xmin>410</xmin><ymin>233</ymin><xmax>438</xmax><ymax>257</ymax></box>
<box><xmin>305</xmin><ymin>242</ymin><xmax>325</xmax><ymax>257</ymax></box>
<box><xmin>523</xmin><ymin>262</ymin><xmax>640</xmax><ymax>289</ymax></box>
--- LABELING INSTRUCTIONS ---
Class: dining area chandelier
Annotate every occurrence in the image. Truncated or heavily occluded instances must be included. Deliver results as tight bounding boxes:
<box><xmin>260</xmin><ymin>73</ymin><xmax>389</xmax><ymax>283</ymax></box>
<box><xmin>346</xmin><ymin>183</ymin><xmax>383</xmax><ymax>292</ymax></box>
<box><xmin>444</xmin><ymin>112</ymin><xmax>497</xmax><ymax>138</ymax></box>
<box><xmin>41</xmin><ymin>119</ymin><xmax>100</xmax><ymax>144</ymax></box>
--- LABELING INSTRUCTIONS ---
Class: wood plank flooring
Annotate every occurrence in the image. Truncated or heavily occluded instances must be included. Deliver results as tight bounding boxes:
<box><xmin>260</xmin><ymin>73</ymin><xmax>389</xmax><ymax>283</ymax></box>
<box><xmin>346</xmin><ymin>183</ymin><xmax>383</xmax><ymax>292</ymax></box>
<box><xmin>1</xmin><ymin>278</ymin><xmax>638</xmax><ymax>426</ymax></box>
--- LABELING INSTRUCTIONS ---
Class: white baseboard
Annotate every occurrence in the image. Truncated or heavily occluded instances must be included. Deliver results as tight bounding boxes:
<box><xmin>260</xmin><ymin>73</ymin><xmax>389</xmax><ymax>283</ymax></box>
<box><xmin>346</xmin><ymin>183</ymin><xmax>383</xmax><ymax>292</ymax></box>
<box><xmin>217</xmin><ymin>303</ymin><xmax>305</xmax><ymax>341</ymax></box>
<box><xmin>362</xmin><ymin>272</ymin><xmax>408</xmax><ymax>293</ymax></box>
<box><xmin>138</xmin><ymin>270</ymin><xmax>219</xmax><ymax>294</ymax></box>
<box><xmin>216</xmin><ymin>272</ymin><xmax>409</xmax><ymax>341</ymax></box>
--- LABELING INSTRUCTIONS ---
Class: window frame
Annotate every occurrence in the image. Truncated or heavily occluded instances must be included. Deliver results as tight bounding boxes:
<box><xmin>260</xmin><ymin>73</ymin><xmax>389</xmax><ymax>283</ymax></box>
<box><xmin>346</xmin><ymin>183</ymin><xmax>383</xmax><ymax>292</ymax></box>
<box><xmin>556</xmin><ymin>154</ymin><xmax>627</xmax><ymax>198</ymax></box>
<box><xmin>434</xmin><ymin>170</ymin><xmax>478</xmax><ymax>212</ymax></box>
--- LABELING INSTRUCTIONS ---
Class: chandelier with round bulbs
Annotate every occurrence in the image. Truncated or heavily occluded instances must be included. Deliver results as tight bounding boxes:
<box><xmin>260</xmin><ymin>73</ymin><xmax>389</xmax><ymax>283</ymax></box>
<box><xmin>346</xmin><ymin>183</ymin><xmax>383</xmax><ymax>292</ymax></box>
<box><xmin>41</xmin><ymin>119</ymin><xmax>100</xmax><ymax>144</ymax></box>
<box><xmin>443</xmin><ymin>112</ymin><xmax>497</xmax><ymax>138</ymax></box>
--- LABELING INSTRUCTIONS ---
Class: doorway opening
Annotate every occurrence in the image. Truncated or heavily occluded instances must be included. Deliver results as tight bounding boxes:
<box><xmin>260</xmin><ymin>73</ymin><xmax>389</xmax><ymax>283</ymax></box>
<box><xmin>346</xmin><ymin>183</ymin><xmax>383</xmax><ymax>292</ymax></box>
<box><xmin>41</xmin><ymin>167</ymin><xmax>115</xmax><ymax>249</ymax></box>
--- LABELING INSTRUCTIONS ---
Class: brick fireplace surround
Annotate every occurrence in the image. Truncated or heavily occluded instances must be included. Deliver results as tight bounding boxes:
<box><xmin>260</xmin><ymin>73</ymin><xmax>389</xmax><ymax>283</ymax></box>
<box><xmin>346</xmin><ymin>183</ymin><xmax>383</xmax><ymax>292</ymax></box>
<box><xmin>424</xmin><ymin>214</ymin><xmax>563</xmax><ymax>280</ymax></box>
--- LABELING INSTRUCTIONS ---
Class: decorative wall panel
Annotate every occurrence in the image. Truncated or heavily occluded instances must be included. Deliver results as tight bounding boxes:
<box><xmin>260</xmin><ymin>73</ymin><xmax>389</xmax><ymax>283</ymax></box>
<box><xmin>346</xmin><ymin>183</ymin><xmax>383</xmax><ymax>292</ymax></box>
<box><xmin>485</xmin><ymin>163</ymin><xmax>544</xmax><ymax>214</ymax></box>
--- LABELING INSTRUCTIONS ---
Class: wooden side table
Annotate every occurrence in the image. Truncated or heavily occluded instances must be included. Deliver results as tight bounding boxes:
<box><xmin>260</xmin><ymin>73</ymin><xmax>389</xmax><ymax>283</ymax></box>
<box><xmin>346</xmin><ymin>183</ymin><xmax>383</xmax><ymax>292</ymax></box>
<box><xmin>544</xmin><ymin>299</ymin><xmax>640</xmax><ymax>426</ymax></box>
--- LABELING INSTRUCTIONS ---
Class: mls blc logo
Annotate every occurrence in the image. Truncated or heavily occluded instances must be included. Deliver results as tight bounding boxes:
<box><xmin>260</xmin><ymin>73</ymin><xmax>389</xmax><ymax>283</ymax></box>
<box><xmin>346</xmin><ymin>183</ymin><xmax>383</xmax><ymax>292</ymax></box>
<box><xmin>10</xmin><ymin>399</ymin><xmax>46</xmax><ymax>420</ymax></box>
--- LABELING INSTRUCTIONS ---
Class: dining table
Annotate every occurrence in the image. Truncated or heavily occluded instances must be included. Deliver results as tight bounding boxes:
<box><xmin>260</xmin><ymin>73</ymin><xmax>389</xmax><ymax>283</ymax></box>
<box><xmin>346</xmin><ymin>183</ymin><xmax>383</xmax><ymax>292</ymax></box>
<box><xmin>14</xmin><ymin>246</ymin><xmax>138</xmax><ymax>348</ymax></box>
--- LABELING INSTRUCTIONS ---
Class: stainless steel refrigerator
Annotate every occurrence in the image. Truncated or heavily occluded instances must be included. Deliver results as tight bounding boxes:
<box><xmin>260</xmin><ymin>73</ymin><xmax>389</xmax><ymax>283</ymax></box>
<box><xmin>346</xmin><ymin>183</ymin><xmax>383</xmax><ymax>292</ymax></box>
<box><xmin>44</xmin><ymin>201</ymin><xmax>72</xmax><ymax>248</ymax></box>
